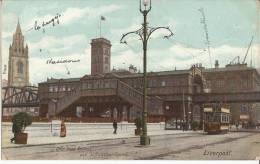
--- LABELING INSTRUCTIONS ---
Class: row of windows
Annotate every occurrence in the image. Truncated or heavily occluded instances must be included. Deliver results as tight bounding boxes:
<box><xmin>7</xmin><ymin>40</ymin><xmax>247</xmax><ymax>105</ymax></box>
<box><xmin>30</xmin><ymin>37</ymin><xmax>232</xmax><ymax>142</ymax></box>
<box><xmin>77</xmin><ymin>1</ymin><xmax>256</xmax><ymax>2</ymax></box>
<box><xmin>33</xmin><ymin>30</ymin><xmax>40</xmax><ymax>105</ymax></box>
<box><xmin>205</xmin><ymin>113</ymin><xmax>230</xmax><ymax>123</ymax></box>
<box><xmin>48</xmin><ymin>80</ymin><xmax>117</xmax><ymax>92</ymax></box>
<box><xmin>82</xmin><ymin>80</ymin><xmax>117</xmax><ymax>89</ymax></box>
<box><xmin>49</xmin><ymin>85</ymin><xmax>74</xmax><ymax>92</ymax></box>
<box><xmin>127</xmin><ymin>78</ymin><xmax>186</xmax><ymax>88</ymax></box>
<box><xmin>48</xmin><ymin>78</ymin><xmax>189</xmax><ymax>92</ymax></box>
<box><xmin>208</xmin><ymin>79</ymin><xmax>251</xmax><ymax>89</ymax></box>
<box><xmin>92</xmin><ymin>48</ymin><xmax>110</xmax><ymax>56</ymax></box>
<box><xmin>221</xmin><ymin>114</ymin><xmax>230</xmax><ymax>123</ymax></box>
<box><xmin>92</xmin><ymin>56</ymin><xmax>110</xmax><ymax>64</ymax></box>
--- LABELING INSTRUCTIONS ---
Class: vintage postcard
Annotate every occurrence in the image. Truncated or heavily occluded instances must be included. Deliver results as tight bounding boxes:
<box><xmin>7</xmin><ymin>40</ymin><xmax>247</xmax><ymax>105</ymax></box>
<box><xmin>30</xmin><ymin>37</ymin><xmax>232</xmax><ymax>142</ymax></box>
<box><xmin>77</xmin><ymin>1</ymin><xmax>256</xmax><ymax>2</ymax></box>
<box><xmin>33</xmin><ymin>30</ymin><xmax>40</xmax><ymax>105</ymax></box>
<box><xmin>1</xmin><ymin>0</ymin><xmax>260</xmax><ymax>161</ymax></box>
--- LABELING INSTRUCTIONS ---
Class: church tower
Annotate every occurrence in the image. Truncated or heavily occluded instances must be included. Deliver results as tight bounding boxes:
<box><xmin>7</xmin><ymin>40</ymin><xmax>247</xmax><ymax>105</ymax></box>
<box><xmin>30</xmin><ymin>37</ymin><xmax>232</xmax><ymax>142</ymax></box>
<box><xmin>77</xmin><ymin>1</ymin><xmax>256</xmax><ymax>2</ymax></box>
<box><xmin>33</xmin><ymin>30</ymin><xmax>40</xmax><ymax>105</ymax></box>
<box><xmin>90</xmin><ymin>38</ymin><xmax>111</xmax><ymax>75</ymax></box>
<box><xmin>8</xmin><ymin>21</ymin><xmax>29</xmax><ymax>87</ymax></box>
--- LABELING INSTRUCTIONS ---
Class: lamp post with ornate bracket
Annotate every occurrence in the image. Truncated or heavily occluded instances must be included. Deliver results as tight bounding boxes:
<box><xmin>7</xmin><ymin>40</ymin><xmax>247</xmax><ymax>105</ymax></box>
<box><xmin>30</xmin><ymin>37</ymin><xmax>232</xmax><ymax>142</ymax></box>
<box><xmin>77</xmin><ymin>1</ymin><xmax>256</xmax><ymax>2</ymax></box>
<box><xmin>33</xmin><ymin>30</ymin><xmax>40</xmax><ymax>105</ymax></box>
<box><xmin>120</xmin><ymin>0</ymin><xmax>174</xmax><ymax>145</ymax></box>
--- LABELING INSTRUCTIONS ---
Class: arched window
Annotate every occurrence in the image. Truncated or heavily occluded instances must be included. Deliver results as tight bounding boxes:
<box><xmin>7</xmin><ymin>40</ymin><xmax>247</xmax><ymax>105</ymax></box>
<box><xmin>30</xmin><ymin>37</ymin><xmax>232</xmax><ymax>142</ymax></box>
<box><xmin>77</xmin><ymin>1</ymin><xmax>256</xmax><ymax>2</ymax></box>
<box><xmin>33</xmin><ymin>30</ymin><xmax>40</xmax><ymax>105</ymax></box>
<box><xmin>17</xmin><ymin>61</ymin><xmax>23</xmax><ymax>74</ymax></box>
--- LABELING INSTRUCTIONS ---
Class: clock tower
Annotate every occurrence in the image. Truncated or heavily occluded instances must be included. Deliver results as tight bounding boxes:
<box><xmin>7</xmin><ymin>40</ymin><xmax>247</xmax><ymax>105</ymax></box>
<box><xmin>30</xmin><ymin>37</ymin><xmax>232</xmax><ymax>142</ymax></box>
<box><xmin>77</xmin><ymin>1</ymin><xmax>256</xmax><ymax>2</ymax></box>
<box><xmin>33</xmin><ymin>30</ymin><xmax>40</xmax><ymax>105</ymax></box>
<box><xmin>8</xmin><ymin>20</ymin><xmax>29</xmax><ymax>87</ymax></box>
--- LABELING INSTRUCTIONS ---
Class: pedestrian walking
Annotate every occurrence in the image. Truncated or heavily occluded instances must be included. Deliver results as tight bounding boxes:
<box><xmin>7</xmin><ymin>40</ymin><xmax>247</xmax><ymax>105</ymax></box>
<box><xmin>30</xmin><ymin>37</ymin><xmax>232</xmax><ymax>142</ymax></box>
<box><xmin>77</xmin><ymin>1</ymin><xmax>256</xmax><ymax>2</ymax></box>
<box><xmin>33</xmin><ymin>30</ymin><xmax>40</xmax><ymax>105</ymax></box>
<box><xmin>113</xmin><ymin>120</ymin><xmax>117</xmax><ymax>134</ymax></box>
<box><xmin>235</xmin><ymin>122</ymin><xmax>239</xmax><ymax>130</ymax></box>
<box><xmin>60</xmin><ymin>120</ymin><xmax>66</xmax><ymax>137</ymax></box>
<box><xmin>10</xmin><ymin>122</ymin><xmax>18</xmax><ymax>143</ymax></box>
<box><xmin>182</xmin><ymin>120</ymin><xmax>185</xmax><ymax>132</ymax></box>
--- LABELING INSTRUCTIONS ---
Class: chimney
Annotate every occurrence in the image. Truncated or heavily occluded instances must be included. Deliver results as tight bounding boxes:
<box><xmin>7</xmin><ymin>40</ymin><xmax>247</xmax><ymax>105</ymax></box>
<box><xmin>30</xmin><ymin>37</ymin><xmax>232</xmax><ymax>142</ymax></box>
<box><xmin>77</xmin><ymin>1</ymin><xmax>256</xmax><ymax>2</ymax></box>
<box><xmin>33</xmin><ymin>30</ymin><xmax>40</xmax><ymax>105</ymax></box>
<box><xmin>215</xmin><ymin>60</ymin><xmax>219</xmax><ymax>68</ymax></box>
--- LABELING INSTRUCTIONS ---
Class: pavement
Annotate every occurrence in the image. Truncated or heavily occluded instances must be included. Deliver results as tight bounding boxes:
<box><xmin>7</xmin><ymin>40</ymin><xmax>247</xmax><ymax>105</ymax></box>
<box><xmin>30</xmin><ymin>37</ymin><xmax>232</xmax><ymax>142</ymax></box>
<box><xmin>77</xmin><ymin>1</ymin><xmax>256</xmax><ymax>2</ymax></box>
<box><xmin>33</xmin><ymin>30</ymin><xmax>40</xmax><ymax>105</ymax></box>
<box><xmin>1</xmin><ymin>122</ymin><xmax>198</xmax><ymax>148</ymax></box>
<box><xmin>2</xmin><ymin>131</ymin><xmax>260</xmax><ymax>160</ymax></box>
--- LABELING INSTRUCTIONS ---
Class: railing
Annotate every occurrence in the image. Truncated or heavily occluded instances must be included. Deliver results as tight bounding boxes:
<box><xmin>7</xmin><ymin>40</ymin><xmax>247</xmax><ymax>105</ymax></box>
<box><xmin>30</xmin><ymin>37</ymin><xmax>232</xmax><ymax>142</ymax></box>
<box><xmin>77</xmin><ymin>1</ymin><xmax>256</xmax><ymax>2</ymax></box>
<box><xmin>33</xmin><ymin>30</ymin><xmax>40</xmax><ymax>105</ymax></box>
<box><xmin>117</xmin><ymin>80</ymin><xmax>143</xmax><ymax>108</ymax></box>
<box><xmin>117</xmin><ymin>80</ymin><xmax>163</xmax><ymax>113</ymax></box>
<box><xmin>48</xmin><ymin>79</ymin><xmax>164</xmax><ymax>116</ymax></box>
<box><xmin>57</xmin><ymin>85</ymin><xmax>82</xmax><ymax>114</ymax></box>
<box><xmin>49</xmin><ymin>84</ymin><xmax>82</xmax><ymax>115</ymax></box>
<box><xmin>49</xmin><ymin>79</ymin><xmax>118</xmax><ymax>115</ymax></box>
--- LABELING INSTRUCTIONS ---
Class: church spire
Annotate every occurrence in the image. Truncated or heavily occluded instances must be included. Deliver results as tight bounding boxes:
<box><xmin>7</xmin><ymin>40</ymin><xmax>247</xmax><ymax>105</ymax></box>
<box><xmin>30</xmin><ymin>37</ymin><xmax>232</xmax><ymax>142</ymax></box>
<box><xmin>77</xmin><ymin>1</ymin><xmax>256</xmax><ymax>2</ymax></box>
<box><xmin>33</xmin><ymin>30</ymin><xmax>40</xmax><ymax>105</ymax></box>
<box><xmin>15</xmin><ymin>19</ymin><xmax>22</xmax><ymax>34</ymax></box>
<box><xmin>12</xmin><ymin>19</ymin><xmax>25</xmax><ymax>48</ymax></box>
<box><xmin>8</xmin><ymin>20</ymin><xmax>29</xmax><ymax>87</ymax></box>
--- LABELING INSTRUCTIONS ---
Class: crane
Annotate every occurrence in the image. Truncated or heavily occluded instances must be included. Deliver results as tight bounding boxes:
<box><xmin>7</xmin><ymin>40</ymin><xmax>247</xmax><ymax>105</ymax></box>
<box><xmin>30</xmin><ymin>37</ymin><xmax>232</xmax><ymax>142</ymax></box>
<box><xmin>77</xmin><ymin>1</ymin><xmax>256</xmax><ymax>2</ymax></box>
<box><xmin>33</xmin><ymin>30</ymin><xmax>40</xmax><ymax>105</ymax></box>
<box><xmin>198</xmin><ymin>8</ymin><xmax>213</xmax><ymax>68</ymax></box>
<box><xmin>242</xmin><ymin>36</ymin><xmax>254</xmax><ymax>64</ymax></box>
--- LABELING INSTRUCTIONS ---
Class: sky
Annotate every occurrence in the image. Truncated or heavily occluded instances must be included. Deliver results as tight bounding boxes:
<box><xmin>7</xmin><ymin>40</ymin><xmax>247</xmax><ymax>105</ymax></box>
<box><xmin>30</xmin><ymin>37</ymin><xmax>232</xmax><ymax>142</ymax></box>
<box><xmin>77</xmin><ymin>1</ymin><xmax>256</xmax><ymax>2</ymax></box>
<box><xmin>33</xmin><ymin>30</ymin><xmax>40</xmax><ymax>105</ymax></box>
<box><xmin>1</xmin><ymin>0</ymin><xmax>260</xmax><ymax>85</ymax></box>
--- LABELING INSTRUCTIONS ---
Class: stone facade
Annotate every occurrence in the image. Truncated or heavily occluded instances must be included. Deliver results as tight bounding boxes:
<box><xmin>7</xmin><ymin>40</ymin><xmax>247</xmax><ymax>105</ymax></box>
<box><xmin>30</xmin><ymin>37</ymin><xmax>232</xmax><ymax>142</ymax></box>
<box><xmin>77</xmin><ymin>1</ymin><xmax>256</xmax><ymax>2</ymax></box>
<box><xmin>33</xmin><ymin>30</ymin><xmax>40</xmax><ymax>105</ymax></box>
<box><xmin>203</xmin><ymin>63</ymin><xmax>260</xmax><ymax>124</ymax></box>
<box><xmin>91</xmin><ymin>38</ymin><xmax>111</xmax><ymax>75</ymax></box>
<box><xmin>8</xmin><ymin>21</ymin><xmax>29</xmax><ymax>87</ymax></box>
<box><xmin>36</xmin><ymin>38</ymin><xmax>260</xmax><ymax>125</ymax></box>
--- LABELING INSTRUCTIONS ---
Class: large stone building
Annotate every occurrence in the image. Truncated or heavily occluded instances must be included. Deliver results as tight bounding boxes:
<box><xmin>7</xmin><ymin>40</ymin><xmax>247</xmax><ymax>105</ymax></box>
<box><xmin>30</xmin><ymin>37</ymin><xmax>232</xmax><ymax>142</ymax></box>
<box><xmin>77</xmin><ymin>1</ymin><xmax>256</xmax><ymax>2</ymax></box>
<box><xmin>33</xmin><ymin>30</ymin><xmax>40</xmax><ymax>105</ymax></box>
<box><xmin>202</xmin><ymin>62</ymin><xmax>260</xmax><ymax>124</ymax></box>
<box><xmin>38</xmin><ymin>37</ymin><xmax>260</xmax><ymax>126</ymax></box>
<box><xmin>8</xmin><ymin>21</ymin><xmax>29</xmax><ymax>87</ymax></box>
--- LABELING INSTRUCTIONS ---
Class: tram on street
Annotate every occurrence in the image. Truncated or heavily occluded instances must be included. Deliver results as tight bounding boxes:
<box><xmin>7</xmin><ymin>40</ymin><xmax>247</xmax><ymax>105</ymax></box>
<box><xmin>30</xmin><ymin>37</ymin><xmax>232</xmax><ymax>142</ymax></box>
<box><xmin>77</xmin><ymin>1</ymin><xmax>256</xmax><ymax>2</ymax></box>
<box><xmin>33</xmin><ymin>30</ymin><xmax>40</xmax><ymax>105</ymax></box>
<box><xmin>203</xmin><ymin>104</ymin><xmax>231</xmax><ymax>134</ymax></box>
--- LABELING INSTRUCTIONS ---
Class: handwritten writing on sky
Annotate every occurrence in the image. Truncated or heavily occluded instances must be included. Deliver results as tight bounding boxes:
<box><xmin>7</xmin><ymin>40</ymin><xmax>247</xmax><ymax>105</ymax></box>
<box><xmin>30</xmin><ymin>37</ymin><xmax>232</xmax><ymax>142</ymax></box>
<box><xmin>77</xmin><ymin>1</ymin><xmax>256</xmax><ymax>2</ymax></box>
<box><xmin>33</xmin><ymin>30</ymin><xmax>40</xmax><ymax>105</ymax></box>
<box><xmin>26</xmin><ymin>13</ymin><xmax>82</xmax><ymax>68</ymax></box>
<box><xmin>27</xmin><ymin>13</ymin><xmax>61</xmax><ymax>33</ymax></box>
<box><xmin>2</xmin><ymin>0</ymin><xmax>259</xmax><ymax>85</ymax></box>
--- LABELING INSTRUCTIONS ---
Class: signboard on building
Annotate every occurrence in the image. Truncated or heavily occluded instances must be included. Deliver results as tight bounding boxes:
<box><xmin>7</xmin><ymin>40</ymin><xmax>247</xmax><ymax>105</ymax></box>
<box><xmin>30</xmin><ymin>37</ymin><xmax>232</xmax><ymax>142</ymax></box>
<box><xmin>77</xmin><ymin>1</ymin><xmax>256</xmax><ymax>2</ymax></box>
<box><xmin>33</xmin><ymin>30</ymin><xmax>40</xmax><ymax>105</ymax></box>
<box><xmin>240</xmin><ymin>115</ymin><xmax>249</xmax><ymax>120</ymax></box>
<box><xmin>204</xmin><ymin>108</ymin><xmax>213</xmax><ymax>112</ymax></box>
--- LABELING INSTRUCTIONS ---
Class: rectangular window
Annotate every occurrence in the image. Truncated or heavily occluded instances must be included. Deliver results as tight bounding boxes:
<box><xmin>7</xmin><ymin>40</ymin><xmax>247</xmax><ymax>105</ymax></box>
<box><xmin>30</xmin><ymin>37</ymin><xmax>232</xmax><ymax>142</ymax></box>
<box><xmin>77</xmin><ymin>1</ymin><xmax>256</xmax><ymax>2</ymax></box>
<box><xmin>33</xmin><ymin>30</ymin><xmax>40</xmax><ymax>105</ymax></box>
<box><xmin>216</xmin><ymin>80</ymin><xmax>224</xmax><ymax>88</ymax></box>
<box><xmin>105</xmin><ymin>57</ymin><xmax>109</xmax><ymax>64</ymax></box>
<box><xmin>148</xmin><ymin>79</ymin><xmax>152</xmax><ymax>87</ymax></box>
<box><xmin>94</xmin><ymin>81</ymin><xmax>98</xmax><ymax>88</ymax></box>
<box><xmin>88</xmin><ymin>82</ymin><xmax>93</xmax><ymax>89</ymax></box>
<box><xmin>49</xmin><ymin>86</ymin><xmax>53</xmax><ymax>92</ymax></box>
<box><xmin>53</xmin><ymin>86</ymin><xmax>58</xmax><ymax>92</ymax></box>
<box><xmin>161</xmin><ymin>80</ymin><xmax>166</xmax><ymax>87</ymax></box>
<box><xmin>104</xmin><ymin>81</ymin><xmax>109</xmax><ymax>88</ymax></box>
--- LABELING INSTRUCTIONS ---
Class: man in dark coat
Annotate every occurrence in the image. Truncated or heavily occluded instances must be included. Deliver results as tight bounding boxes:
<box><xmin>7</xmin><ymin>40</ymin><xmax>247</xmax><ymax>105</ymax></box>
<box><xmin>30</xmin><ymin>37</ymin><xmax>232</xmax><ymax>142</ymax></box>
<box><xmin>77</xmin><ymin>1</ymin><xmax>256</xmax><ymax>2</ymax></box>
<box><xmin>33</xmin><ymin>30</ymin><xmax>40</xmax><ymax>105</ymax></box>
<box><xmin>235</xmin><ymin>122</ymin><xmax>239</xmax><ymax>130</ymax></box>
<box><xmin>10</xmin><ymin>122</ymin><xmax>19</xmax><ymax>143</ymax></box>
<box><xmin>113</xmin><ymin>120</ymin><xmax>117</xmax><ymax>134</ymax></box>
<box><xmin>182</xmin><ymin>120</ymin><xmax>185</xmax><ymax>131</ymax></box>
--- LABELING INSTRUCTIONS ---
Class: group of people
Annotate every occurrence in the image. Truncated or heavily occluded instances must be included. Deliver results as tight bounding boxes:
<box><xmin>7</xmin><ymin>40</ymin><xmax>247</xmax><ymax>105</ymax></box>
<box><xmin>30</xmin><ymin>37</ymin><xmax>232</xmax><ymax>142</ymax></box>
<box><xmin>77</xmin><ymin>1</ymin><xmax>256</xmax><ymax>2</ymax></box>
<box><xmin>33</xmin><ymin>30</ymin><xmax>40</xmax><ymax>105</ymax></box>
<box><xmin>235</xmin><ymin>121</ymin><xmax>260</xmax><ymax>130</ymax></box>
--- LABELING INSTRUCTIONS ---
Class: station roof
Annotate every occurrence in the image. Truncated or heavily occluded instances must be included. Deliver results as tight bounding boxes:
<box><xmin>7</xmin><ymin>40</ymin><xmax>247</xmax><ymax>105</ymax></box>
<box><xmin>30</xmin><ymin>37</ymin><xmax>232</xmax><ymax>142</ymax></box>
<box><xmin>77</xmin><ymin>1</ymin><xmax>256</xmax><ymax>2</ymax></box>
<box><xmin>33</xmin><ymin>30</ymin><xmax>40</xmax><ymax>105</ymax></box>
<box><xmin>203</xmin><ymin>65</ymin><xmax>256</xmax><ymax>73</ymax></box>
<box><xmin>113</xmin><ymin>69</ymin><xmax>191</xmax><ymax>78</ymax></box>
<box><xmin>39</xmin><ymin>65</ymin><xmax>259</xmax><ymax>85</ymax></box>
<box><xmin>39</xmin><ymin>69</ymin><xmax>193</xmax><ymax>84</ymax></box>
<box><xmin>39</xmin><ymin>77</ymin><xmax>81</xmax><ymax>84</ymax></box>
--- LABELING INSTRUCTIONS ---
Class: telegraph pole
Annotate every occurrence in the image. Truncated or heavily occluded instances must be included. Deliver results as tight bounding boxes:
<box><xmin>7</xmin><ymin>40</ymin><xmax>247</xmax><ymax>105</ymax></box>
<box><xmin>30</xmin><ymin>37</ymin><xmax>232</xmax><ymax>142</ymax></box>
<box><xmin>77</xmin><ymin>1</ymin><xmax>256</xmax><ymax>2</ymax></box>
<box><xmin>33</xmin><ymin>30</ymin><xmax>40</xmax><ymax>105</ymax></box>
<box><xmin>120</xmin><ymin>0</ymin><xmax>173</xmax><ymax>145</ymax></box>
<box><xmin>183</xmin><ymin>89</ymin><xmax>186</xmax><ymax>130</ymax></box>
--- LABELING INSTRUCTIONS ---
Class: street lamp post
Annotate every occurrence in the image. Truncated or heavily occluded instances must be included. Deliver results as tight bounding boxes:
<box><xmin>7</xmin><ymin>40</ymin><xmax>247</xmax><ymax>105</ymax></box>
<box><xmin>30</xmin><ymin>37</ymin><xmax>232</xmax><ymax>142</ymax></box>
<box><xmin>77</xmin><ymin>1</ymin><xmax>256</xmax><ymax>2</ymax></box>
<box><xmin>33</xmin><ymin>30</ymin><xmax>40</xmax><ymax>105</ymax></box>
<box><xmin>120</xmin><ymin>0</ymin><xmax>173</xmax><ymax>145</ymax></box>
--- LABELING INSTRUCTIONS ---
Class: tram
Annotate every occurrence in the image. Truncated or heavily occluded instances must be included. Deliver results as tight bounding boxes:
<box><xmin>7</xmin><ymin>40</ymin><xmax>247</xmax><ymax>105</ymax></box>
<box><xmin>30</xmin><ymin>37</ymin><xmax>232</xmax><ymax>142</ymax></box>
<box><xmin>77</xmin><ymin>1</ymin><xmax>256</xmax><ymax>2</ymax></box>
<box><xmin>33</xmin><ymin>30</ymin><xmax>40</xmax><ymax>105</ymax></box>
<box><xmin>203</xmin><ymin>104</ymin><xmax>231</xmax><ymax>134</ymax></box>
